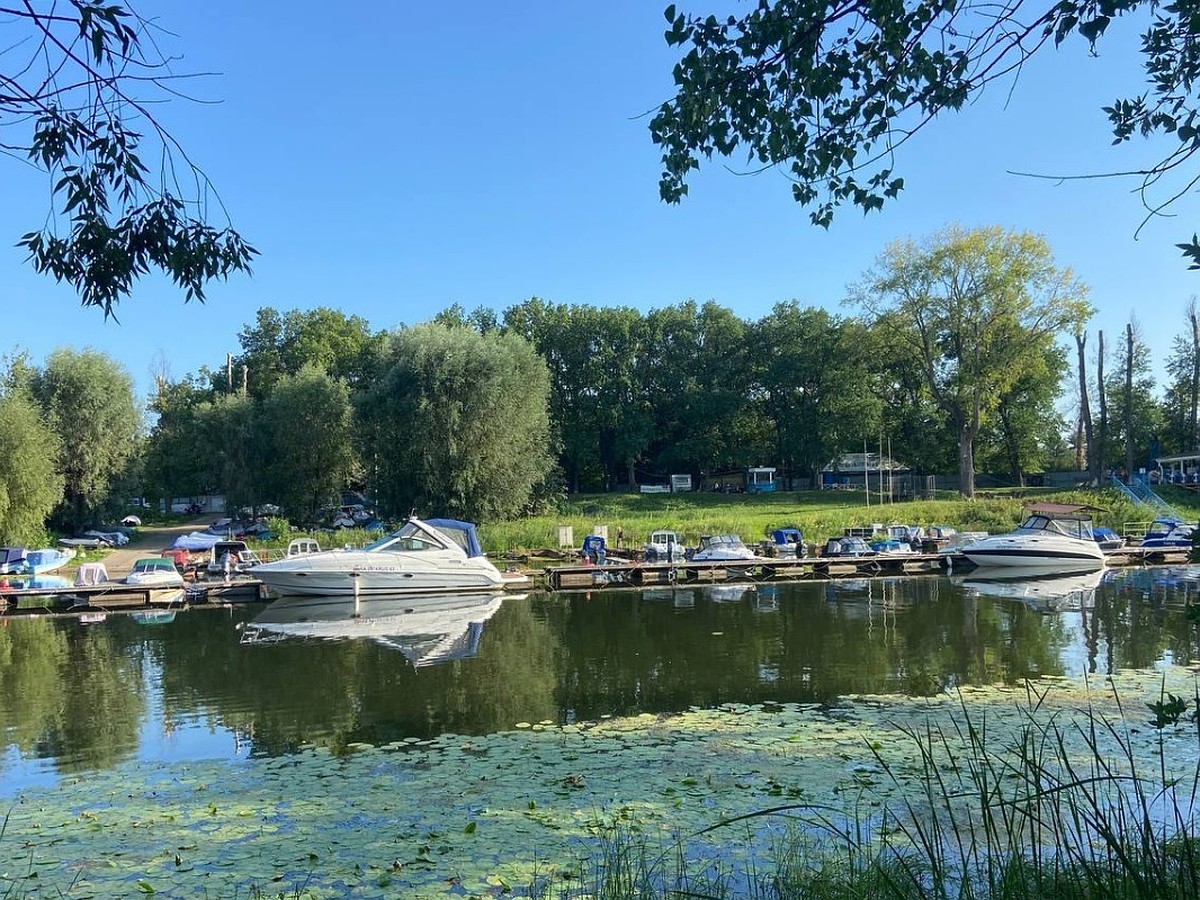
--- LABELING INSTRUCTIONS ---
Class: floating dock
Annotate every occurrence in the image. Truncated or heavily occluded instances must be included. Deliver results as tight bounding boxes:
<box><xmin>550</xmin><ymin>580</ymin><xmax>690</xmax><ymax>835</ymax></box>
<box><xmin>0</xmin><ymin>547</ymin><xmax>1192</xmax><ymax>616</ymax></box>
<box><xmin>542</xmin><ymin>546</ymin><xmax>1194</xmax><ymax>591</ymax></box>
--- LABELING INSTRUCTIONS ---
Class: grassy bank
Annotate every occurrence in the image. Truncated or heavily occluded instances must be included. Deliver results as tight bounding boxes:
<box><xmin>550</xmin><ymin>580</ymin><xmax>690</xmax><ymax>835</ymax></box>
<box><xmin>482</xmin><ymin>486</ymin><xmax>1197</xmax><ymax>554</ymax></box>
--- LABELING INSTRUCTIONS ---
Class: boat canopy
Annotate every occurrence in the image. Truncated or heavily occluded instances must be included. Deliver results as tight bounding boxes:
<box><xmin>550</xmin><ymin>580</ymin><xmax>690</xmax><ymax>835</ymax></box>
<box><xmin>426</xmin><ymin>518</ymin><xmax>485</xmax><ymax>558</ymax></box>
<box><xmin>172</xmin><ymin>531</ymin><xmax>225</xmax><ymax>551</ymax></box>
<box><xmin>0</xmin><ymin>547</ymin><xmax>27</xmax><ymax>570</ymax></box>
<box><xmin>1018</xmin><ymin>513</ymin><xmax>1095</xmax><ymax>541</ymax></box>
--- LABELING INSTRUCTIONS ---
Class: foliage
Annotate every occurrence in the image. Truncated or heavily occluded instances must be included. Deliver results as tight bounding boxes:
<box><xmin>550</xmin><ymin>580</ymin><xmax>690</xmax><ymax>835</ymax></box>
<box><xmin>5</xmin><ymin>2</ymin><xmax>255</xmax><ymax>314</ymax></box>
<box><xmin>32</xmin><ymin>348</ymin><xmax>139</xmax><ymax>533</ymax></box>
<box><xmin>0</xmin><ymin>387</ymin><xmax>63</xmax><ymax>545</ymax></box>
<box><xmin>359</xmin><ymin>323</ymin><xmax>556</xmax><ymax>521</ymax></box>
<box><xmin>230</xmin><ymin>307</ymin><xmax>386</xmax><ymax>400</ymax></box>
<box><xmin>652</xmin><ymin>0</ymin><xmax>1200</xmax><ymax>266</ymax></box>
<box><xmin>259</xmin><ymin>367</ymin><xmax>355</xmax><ymax>522</ymax></box>
<box><xmin>1103</xmin><ymin>324</ymin><xmax>1163</xmax><ymax>471</ymax></box>
<box><xmin>855</xmin><ymin>226</ymin><xmax>1091</xmax><ymax>496</ymax></box>
<box><xmin>752</xmin><ymin>302</ymin><xmax>881</xmax><ymax>475</ymax></box>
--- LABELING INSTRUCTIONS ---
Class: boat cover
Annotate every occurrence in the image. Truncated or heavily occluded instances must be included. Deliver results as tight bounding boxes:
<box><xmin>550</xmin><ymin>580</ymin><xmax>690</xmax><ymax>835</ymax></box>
<box><xmin>426</xmin><ymin>519</ymin><xmax>485</xmax><ymax>558</ymax></box>
<box><xmin>25</xmin><ymin>549</ymin><xmax>72</xmax><ymax>573</ymax></box>
<box><xmin>0</xmin><ymin>547</ymin><xmax>27</xmax><ymax>573</ymax></box>
<box><xmin>171</xmin><ymin>531</ymin><xmax>226</xmax><ymax>551</ymax></box>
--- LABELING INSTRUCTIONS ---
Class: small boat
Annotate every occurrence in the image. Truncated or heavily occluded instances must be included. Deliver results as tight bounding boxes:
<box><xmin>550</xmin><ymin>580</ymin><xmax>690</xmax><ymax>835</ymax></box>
<box><xmin>241</xmin><ymin>592</ymin><xmax>515</xmax><ymax>667</ymax></box>
<box><xmin>823</xmin><ymin>536</ymin><xmax>875</xmax><ymax>557</ymax></box>
<box><xmin>1139</xmin><ymin>518</ymin><xmax>1196</xmax><ymax>550</ymax></box>
<box><xmin>206</xmin><ymin>540</ymin><xmax>260</xmax><ymax>576</ymax></box>
<box><xmin>961</xmin><ymin>504</ymin><xmax>1105</xmax><ymax>570</ymax></box>
<box><xmin>768</xmin><ymin>527</ymin><xmax>805</xmax><ymax>557</ymax></box>
<box><xmin>644</xmin><ymin>530</ymin><xmax>685</xmax><ymax>562</ymax></box>
<box><xmin>1093</xmin><ymin>526</ymin><xmax>1124</xmax><ymax>552</ymax></box>
<box><xmin>23</xmin><ymin>549</ymin><xmax>73</xmax><ymax>575</ymax></box>
<box><xmin>692</xmin><ymin>534</ymin><xmax>759</xmax><ymax>562</ymax></box>
<box><xmin>125</xmin><ymin>557</ymin><xmax>186</xmax><ymax>587</ymax></box>
<box><xmin>252</xmin><ymin>517</ymin><xmax>512</xmax><ymax>597</ymax></box>
<box><xmin>870</xmin><ymin>538</ymin><xmax>916</xmax><ymax>555</ymax></box>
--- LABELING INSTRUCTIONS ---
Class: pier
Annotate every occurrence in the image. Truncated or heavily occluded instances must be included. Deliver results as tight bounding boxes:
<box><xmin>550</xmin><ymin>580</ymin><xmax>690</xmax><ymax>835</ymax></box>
<box><xmin>0</xmin><ymin>546</ymin><xmax>1192</xmax><ymax>616</ymax></box>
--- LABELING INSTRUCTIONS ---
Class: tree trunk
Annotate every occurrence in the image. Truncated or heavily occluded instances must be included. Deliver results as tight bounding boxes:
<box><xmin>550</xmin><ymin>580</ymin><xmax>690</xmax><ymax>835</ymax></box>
<box><xmin>1124</xmin><ymin>322</ymin><xmax>1134</xmax><ymax>481</ymax></box>
<box><xmin>997</xmin><ymin>403</ymin><xmax>1025</xmax><ymax>487</ymax></box>
<box><xmin>1097</xmin><ymin>331</ymin><xmax>1108</xmax><ymax>481</ymax></box>
<box><xmin>957</xmin><ymin>418</ymin><xmax>976</xmax><ymax>498</ymax></box>
<box><xmin>1076</xmin><ymin>332</ymin><xmax>1094</xmax><ymax>480</ymax></box>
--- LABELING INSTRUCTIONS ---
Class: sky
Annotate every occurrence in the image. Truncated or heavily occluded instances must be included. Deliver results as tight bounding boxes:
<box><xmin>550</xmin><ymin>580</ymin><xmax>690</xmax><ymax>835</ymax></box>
<box><xmin>2</xmin><ymin>1</ymin><xmax>1197</xmax><ymax>404</ymax></box>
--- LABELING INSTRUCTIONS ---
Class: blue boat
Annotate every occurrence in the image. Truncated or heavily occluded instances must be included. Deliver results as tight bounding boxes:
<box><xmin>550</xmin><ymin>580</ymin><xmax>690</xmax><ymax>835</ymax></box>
<box><xmin>1140</xmin><ymin>519</ymin><xmax>1196</xmax><ymax>549</ymax></box>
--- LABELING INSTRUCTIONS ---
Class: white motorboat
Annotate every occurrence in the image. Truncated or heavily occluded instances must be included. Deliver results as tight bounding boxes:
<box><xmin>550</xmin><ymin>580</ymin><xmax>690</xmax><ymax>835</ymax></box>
<box><xmin>644</xmin><ymin>530</ymin><xmax>685</xmax><ymax>561</ymax></box>
<box><xmin>252</xmin><ymin>517</ymin><xmax>510</xmax><ymax>596</ymax></box>
<box><xmin>125</xmin><ymin>557</ymin><xmax>186</xmax><ymax>587</ymax></box>
<box><xmin>240</xmin><ymin>592</ymin><xmax>515</xmax><ymax>667</ymax></box>
<box><xmin>961</xmin><ymin>505</ymin><xmax>1105</xmax><ymax>570</ymax></box>
<box><xmin>692</xmin><ymin>534</ymin><xmax>759</xmax><ymax>562</ymax></box>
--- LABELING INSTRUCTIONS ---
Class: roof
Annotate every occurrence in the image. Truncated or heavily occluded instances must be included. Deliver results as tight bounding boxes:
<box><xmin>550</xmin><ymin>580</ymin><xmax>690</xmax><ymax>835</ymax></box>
<box><xmin>1024</xmin><ymin>502</ymin><xmax>1102</xmax><ymax>517</ymax></box>
<box><xmin>821</xmin><ymin>452</ymin><xmax>910</xmax><ymax>473</ymax></box>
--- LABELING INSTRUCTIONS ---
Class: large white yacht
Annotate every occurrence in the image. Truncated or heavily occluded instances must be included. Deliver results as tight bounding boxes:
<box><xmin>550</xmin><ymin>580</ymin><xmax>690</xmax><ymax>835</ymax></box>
<box><xmin>252</xmin><ymin>517</ymin><xmax>512</xmax><ymax>596</ymax></box>
<box><xmin>961</xmin><ymin>504</ymin><xmax>1105</xmax><ymax>570</ymax></box>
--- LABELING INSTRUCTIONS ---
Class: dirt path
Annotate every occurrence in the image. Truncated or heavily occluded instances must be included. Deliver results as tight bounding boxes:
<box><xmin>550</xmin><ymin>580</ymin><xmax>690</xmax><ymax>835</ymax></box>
<box><xmin>99</xmin><ymin>519</ymin><xmax>215</xmax><ymax>578</ymax></box>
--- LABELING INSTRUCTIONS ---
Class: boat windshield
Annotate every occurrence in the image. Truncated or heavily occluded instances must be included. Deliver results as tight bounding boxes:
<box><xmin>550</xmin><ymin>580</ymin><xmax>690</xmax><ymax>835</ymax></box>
<box><xmin>1145</xmin><ymin>520</ymin><xmax>1179</xmax><ymax>538</ymax></box>
<box><xmin>702</xmin><ymin>535</ymin><xmax>742</xmax><ymax>548</ymax></box>
<box><xmin>362</xmin><ymin>521</ymin><xmax>445</xmax><ymax>554</ymax></box>
<box><xmin>132</xmin><ymin>559</ymin><xmax>173</xmax><ymax>573</ymax></box>
<box><xmin>1018</xmin><ymin>515</ymin><xmax>1094</xmax><ymax>541</ymax></box>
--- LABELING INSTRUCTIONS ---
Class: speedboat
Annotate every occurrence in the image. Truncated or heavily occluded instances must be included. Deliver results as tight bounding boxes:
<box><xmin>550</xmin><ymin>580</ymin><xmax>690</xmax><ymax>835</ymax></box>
<box><xmin>961</xmin><ymin>505</ymin><xmax>1105</xmax><ymax>570</ymax></box>
<box><xmin>823</xmin><ymin>536</ymin><xmax>875</xmax><ymax>557</ymax></box>
<box><xmin>692</xmin><ymin>534</ymin><xmax>759</xmax><ymax>561</ymax></box>
<box><xmin>125</xmin><ymin>557</ymin><xmax>186</xmax><ymax>587</ymax></box>
<box><xmin>1139</xmin><ymin>518</ymin><xmax>1196</xmax><ymax>549</ymax></box>
<box><xmin>644</xmin><ymin>530</ymin><xmax>685</xmax><ymax>561</ymax></box>
<box><xmin>240</xmin><ymin>592</ymin><xmax>514</xmax><ymax>667</ymax></box>
<box><xmin>252</xmin><ymin>517</ymin><xmax>511</xmax><ymax>596</ymax></box>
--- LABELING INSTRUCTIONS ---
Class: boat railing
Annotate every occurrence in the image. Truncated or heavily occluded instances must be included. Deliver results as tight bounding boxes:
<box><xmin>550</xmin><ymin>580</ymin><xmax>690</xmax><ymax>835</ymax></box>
<box><xmin>1123</xmin><ymin>521</ymin><xmax>1152</xmax><ymax>541</ymax></box>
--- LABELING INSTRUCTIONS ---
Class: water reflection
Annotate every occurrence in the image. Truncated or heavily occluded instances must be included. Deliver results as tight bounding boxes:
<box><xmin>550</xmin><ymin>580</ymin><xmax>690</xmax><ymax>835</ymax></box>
<box><xmin>957</xmin><ymin>567</ymin><xmax>1108</xmax><ymax>612</ymax></box>
<box><xmin>241</xmin><ymin>591</ymin><xmax>514</xmax><ymax>667</ymax></box>
<box><xmin>2</xmin><ymin>568</ymin><xmax>1200</xmax><ymax>794</ymax></box>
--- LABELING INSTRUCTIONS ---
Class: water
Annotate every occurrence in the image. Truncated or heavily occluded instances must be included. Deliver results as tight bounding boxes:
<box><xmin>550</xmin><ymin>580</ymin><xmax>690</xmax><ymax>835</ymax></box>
<box><xmin>2</xmin><ymin>566</ymin><xmax>1199</xmax><ymax>797</ymax></box>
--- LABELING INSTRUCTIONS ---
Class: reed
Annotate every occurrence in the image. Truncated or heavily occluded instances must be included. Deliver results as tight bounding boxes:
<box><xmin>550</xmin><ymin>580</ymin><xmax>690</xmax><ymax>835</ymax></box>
<box><xmin>561</xmin><ymin>682</ymin><xmax>1200</xmax><ymax>899</ymax></box>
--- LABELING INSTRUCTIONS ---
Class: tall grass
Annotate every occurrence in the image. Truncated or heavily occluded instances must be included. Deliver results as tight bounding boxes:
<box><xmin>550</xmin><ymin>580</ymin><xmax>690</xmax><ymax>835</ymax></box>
<box><xmin>557</xmin><ymin>683</ymin><xmax>1200</xmax><ymax>899</ymax></box>
<box><xmin>482</xmin><ymin>488</ymin><xmax>1145</xmax><ymax>555</ymax></box>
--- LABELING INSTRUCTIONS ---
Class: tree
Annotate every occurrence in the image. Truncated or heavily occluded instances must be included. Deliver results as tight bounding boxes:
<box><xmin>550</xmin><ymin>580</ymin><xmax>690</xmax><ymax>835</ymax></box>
<box><xmin>1103</xmin><ymin>323</ymin><xmax>1162</xmax><ymax>474</ymax></box>
<box><xmin>752</xmin><ymin>303</ymin><xmax>880</xmax><ymax>478</ymax></box>
<box><xmin>361</xmin><ymin>324</ymin><xmax>555</xmax><ymax>521</ymax></box>
<box><xmin>1163</xmin><ymin>299</ymin><xmax>1200</xmax><ymax>452</ymax></box>
<box><xmin>651</xmin><ymin>0</ymin><xmax>1200</xmax><ymax>266</ymax></box>
<box><xmin>0</xmin><ymin>385</ymin><xmax>63</xmax><ymax>544</ymax></box>
<box><xmin>259</xmin><ymin>367</ymin><xmax>355</xmax><ymax>522</ymax></box>
<box><xmin>230</xmin><ymin>308</ymin><xmax>386</xmax><ymax>400</ymax></box>
<box><xmin>33</xmin><ymin>349</ymin><xmax>139</xmax><ymax>532</ymax></box>
<box><xmin>143</xmin><ymin>377</ymin><xmax>218</xmax><ymax>505</ymax></box>
<box><xmin>5</xmin><ymin>2</ymin><xmax>255</xmax><ymax>314</ymax></box>
<box><xmin>977</xmin><ymin>341</ymin><xmax>1068</xmax><ymax>485</ymax></box>
<box><xmin>854</xmin><ymin>225</ymin><xmax>1090</xmax><ymax>497</ymax></box>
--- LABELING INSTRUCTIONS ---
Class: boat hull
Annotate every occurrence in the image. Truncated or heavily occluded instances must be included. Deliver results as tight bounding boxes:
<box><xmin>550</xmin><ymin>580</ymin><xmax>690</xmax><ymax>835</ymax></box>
<box><xmin>962</xmin><ymin>539</ymin><xmax>1104</xmax><ymax>570</ymax></box>
<box><xmin>253</xmin><ymin>551</ymin><xmax>505</xmax><ymax>597</ymax></box>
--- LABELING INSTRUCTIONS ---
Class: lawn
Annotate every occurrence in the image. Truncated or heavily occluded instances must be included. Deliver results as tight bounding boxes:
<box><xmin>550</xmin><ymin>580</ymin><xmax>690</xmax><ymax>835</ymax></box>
<box><xmin>480</xmin><ymin>486</ymin><xmax>1178</xmax><ymax>554</ymax></box>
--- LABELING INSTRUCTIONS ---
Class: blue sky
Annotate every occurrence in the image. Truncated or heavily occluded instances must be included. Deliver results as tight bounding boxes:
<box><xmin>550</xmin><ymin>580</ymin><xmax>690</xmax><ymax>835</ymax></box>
<box><xmin>2</xmin><ymin>1</ymin><xmax>1196</xmax><ymax>405</ymax></box>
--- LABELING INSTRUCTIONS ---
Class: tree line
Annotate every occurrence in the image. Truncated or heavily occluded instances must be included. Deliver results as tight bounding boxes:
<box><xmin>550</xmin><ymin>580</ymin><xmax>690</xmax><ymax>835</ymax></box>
<box><xmin>4</xmin><ymin>225</ymin><xmax>1198</xmax><ymax>539</ymax></box>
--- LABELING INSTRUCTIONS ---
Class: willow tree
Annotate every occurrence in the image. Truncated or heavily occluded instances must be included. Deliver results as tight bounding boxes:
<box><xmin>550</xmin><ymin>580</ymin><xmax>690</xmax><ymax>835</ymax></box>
<box><xmin>33</xmin><ymin>349</ymin><xmax>139</xmax><ymax>531</ymax></box>
<box><xmin>0</xmin><ymin>388</ymin><xmax>63</xmax><ymax>544</ymax></box>
<box><xmin>361</xmin><ymin>323</ymin><xmax>555</xmax><ymax>521</ymax></box>
<box><xmin>855</xmin><ymin>225</ymin><xmax>1091</xmax><ymax>497</ymax></box>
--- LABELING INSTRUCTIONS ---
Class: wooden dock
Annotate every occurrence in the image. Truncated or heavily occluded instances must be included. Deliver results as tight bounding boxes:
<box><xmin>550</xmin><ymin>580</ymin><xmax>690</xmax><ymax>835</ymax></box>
<box><xmin>0</xmin><ymin>547</ymin><xmax>1192</xmax><ymax>615</ymax></box>
<box><xmin>543</xmin><ymin>546</ymin><xmax>1195</xmax><ymax>591</ymax></box>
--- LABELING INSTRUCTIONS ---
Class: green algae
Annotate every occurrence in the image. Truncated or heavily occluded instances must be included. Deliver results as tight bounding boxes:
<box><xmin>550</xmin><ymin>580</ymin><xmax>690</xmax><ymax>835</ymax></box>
<box><xmin>4</xmin><ymin>668</ymin><xmax>1200</xmax><ymax>898</ymax></box>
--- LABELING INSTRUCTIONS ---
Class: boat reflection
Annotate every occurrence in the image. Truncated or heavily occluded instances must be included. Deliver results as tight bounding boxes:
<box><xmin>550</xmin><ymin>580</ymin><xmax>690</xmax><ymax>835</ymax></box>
<box><xmin>241</xmin><ymin>592</ymin><xmax>518</xmax><ymax>667</ymax></box>
<box><xmin>957</xmin><ymin>567</ymin><xmax>1109</xmax><ymax>612</ymax></box>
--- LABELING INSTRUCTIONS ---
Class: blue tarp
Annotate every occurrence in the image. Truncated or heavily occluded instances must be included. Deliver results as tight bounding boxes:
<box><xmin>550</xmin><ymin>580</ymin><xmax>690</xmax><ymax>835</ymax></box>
<box><xmin>171</xmin><ymin>532</ymin><xmax>226</xmax><ymax>551</ymax></box>
<box><xmin>426</xmin><ymin>519</ymin><xmax>484</xmax><ymax>558</ymax></box>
